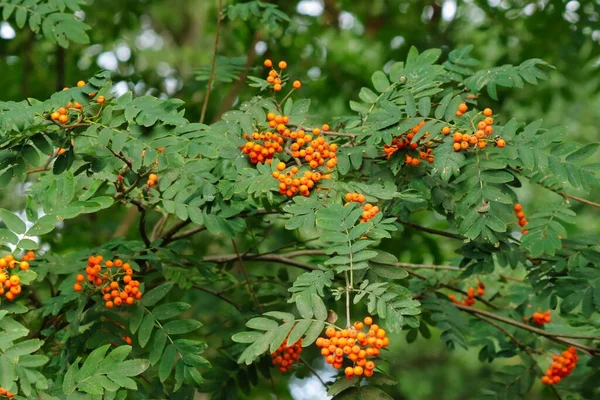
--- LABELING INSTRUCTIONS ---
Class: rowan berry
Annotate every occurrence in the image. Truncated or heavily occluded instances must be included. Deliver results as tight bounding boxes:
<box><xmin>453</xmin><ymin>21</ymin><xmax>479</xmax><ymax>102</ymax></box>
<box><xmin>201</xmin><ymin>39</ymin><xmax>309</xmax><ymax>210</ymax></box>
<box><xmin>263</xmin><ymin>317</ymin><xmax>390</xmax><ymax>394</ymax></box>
<box><xmin>442</xmin><ymin>126</ymin><xmax>451</xmax><ymax>135</ymax></box>
<box><xmin>458</xmin><ymin>102</ymin><xmax>468</xmax><ymax>113</ymax></box>
<box><xmin>293</xmin><ymin>80</ymin><xmax>302</xmax><ymax>89</ymax></box>
<box><xmin>77</xmin><ymin>80</ymin><xmax>85</xmax><ymax>87</ymax></box>
<box><xmin>541</xmin><ymin>347</ymin><xmax>578</xmax><ymax>385</ymax></box>
<box><xmin>58</xmin><ymin>114</ymin><xmax>69</xmax><ymax>124</ymax></box>
<box><xmin>274</xmin><ymin>83</ymin><xmax>282</xmax><ymax>92</ymax></box>
<box><xmin>278</xmin><ymin>61</ymin><xmax>287</xmax><ymax>69</ymax></box>
<box><xmin>97</xmin><ymin>95</ymin><xmax>105</xmax><ymax>104</ymax></box>
<box><xmin>496</xmin><ymin>138</ymin><xmax>506</xmax><ymax>148</ymax></box>
<box><xmin>483</xmin><ymin>108</ymin><xmax>493</xmax><ymax>117</ymax></box>
<box><xmin>264</xmin><ymin>59</ymin><xmax>273</xmax><ymax>68</ymax></box>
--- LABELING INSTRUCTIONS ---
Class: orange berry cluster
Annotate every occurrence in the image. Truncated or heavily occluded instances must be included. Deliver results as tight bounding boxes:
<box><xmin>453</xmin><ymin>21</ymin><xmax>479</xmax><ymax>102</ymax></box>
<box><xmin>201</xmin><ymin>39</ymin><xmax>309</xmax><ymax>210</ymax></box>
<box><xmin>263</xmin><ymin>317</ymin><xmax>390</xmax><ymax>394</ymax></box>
<box><xmin>263</xmin><ymin>59</ymin><xmax>301</xmax><ymax>92</ymax></box>
<box><xmin>531</xmin><ymin>310</ymin><xmax>551</xmax><ymax>326</ymax></box>
<box><xmin>449</xmin><ymin>281</ymin><xmax>485</xmax><ymax>306</ymax></box>
<box><xmin>21</xmin><ymin>251</ymin><xmax>35</xmax><ymax>262</ymax></box>
<box><xmin>271</xmin><ymin>337</ymin><xmax>303</xmax><ymax>373</ymax></box>
<box><xmin>514</xmin><ymin>203</ymin><xmax>528</xmax><ymax>233</ymax></box>
<box><xmin>241</xmin><ymin>123</ymin><xmax>285</xmax><ymax>165</ymax></box>
<box><xmin>343</xmin><ymin>193</ymin><xmax>379</xmax><ymax>223</ymax></box>
<box><xmin>273</xmin><ymin>165</ymin><xmax>328</xmax><ymax>197</ymax></box>
<box><xmin>315</xmin><ymin>317</ymin><xmax>388</xmax><ymax>379</ymax></box>
<box><xmin>541</xmin><ymin>347</ymin><xmax>578</xmax><ymax>385</ymax></box>
<box><xmin>0</xmin><ymin>253</ymin><xmax>32</xmax><ymax>301</ymax></box>
<box><xmin>147</xmin><ymin>173</ymin><xmax>158</xmax><ymax>187</ymax></box>
<box><xmin>383</xmin><ymin>121</ymin><xmax>434</xmax><ymax>165</ymax></box>
<box><xmin>455</xmin><ymin>102</ymin><xmax>469</xmax><ymax>117</ymax></box>
<box><xmin>50</xmin><ymin>80</ymin><xmax>105</xmax><ymax>123</ymax></box>
<box><xmin>344</xmin><ymin>192</ymin><xmax>366</xmax><ymax>203</ymax></box>
<box><xmin>452</xmin><ymin>107</ymin><xmax>504</xmax><ymax>151</ymax></box>
<box><xmin>74</xmin><ymin>255</ymin><xmax>143</xmax><ymax>309</ymax></box>
<box><xmin>0</xmin><ymin>387</ymin><xmax>15</xmax><ymax>398</ymax></box>
<box><xmin>288</xmin><ymin>124</ymin><xmax>338</xmax><ymax>170</ymax></box>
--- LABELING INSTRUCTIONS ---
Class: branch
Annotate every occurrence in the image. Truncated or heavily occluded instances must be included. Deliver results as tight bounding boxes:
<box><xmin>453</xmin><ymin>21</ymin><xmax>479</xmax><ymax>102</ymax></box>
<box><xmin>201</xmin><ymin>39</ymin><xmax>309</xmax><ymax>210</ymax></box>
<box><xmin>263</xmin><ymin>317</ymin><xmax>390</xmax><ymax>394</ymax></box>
<box><xmin>454</xmin><ymin>304</ymin><xmax>600</xmax><ymax>355</ymax></box>
<box><xmin>200</xmin><ymin>0</ymin><xmax>223</xmax><ymax>124</ymax></box>
<box><xmin>138</xmin><ymin>207</ymin><xmax>151</xmax><ymax>248</ymax></box>
<box><xmin>233</xmin><ymin>240</ymin><xmax>263</xmax><ymax>312</ymax></box>
<box><xmin>112</xmin><ymin>207</ymin><xmax>139</xmax><ymax>238</ymax></box>
<box><xmin>160</xmin><ymin>219</ymin><xmax>192</xmax><ymax>244</ymax></box>
<box><xmin>203</xmin><ymin>253</ymin><xmax>316</xmax><ymax>272</ymax></box>
<box><xmin>565</xmin><ymin>193</ymin><xmax>600</xmax><ymax>208</ymax></box>
<box><xmin>299</xmin><ymin>357</ymin><xmax>328</xmax><ymax>388</ymax></box>
<box><xmin>399</xmin><ymin>220</ymin><xmax>464</xmax><ymax>240</ymax></box>
<box><xmin>193</xmin><ymin>284</ymin><xmax>242</xmax><ymax>312</ymax></box>
<box><xmin>474</xmin><ymin>314</ymin><xmax>541</xmax><ymax>354</ymax></box>
<box><xmin>407</xmin><ymin>269</ymin><xmax>498</xmax><ymax>309</ymax></box>
<box><xmin>150</xmin><ymin>214</ymin><xmax>169</xmax><ymax>241</ymax></box>
<box><xmin>160</xmin><ymin>209</ymin><xmax>277</xmax><ymax>245</ymax></box>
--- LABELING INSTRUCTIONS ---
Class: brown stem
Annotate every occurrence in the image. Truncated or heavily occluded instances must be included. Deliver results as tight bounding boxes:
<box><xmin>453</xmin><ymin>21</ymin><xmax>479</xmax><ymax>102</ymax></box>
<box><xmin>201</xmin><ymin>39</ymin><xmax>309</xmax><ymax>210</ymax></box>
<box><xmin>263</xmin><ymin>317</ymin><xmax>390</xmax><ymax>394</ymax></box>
<box><xmin>233</xmin><ymin>240</ymin><xmax>263</xmax><ymax>312</ymax></box>
<box><xmin>565</xmin><ymin>193</ymin><xmax>600</xmax><ymax>208</ymax></box>
<box><xmin>112</xmin><ymin>207</ymin><xmax>139</xmax><ymax>238</ymax></box>
<box><xmin>399</xmin><ymin>220</ymin><xmax>464</xmax><ymax>240</ymax></box>
<box><xmin>454</xmin><ymin>304</ymin><xmax>600</xmax><ymax>355</ymax></box>
<box><xmin>193</xmin><ymin>284</ymin><xmax>242</xmax><ymax>312</ymax></box>
<box><xmin>200</xmin><ymin>0</ymin><xmax>223</xmax><ymax>124</ymax></box>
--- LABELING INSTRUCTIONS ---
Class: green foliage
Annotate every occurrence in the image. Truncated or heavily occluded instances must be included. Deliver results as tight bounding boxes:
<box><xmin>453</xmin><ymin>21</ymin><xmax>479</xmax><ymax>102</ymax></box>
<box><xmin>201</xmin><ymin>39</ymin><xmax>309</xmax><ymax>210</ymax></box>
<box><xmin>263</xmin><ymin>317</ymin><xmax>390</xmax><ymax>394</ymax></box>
<box><xmin>0</xmin><ymin>0</ymin><xmax>90</xmax><ymax>47</ymax></box>
<box><xmin>0</xmin><ymin>4</ymin><xmax>599</xmax><ymax>400</ymax></box>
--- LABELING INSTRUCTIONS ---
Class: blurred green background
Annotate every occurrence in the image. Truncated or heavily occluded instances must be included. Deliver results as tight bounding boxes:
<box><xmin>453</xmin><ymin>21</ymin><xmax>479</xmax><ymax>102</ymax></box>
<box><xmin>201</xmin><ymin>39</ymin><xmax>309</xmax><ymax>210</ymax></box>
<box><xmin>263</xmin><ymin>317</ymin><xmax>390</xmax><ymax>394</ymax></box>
<box><xmin>1</xmin><ymin>0</ymin><xmax>599</xmax><ymax>399</ymax></box>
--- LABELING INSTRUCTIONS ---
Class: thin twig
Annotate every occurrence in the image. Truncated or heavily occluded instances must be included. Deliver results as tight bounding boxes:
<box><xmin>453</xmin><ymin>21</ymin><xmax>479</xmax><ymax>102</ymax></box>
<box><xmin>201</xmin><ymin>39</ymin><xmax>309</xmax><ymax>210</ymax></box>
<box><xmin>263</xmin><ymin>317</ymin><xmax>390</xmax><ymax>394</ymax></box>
<box><xmin>565</xmin><ymin>193</ymin><xmax>600</xmax><ymax>208</ymax></box>
<box><xmin>344</xmin><ymin>271</ymin><xmax>351</xmax><ymax>328</ymax></box>
<box><xmin>193</xmin><ymin>284</ymin><xmax>242</xmax><ymax>312</ymax></box>
<box><xmin>454</xmin><ymin>304</ymin><xmax>600</xmax><ymax>355</ymax></box>
<box><xmin>474</xmin><ymin>314</ymin><xmax>541</xmax><ymax>354</ymax></box>
<box><xmin>299</xmin><ymin>357</ymin><xmax>328</xmax><ymax>388</ymax></box>
<box><xmin>399</xmin><ymin>220</ymin><xmax>464</xmax><ymax>240</ymax></box>
<box><xmin>150</xmin><ymin>214</ymin><xmax>169</xmax><ymax>241</ymax></box>
<box><xmin>203</xmin><ymin>253</ymin><xmax>316</xmax><ymax>271</ymax></box>
<box><xmin>200</xmin><ymin>0</ymin><xmax>223</xmax><ymax>124</ymax></box>
<box><xmin>407</xmin><ymin>270</ymin><xmax>498</xmax><ymax>309</ymax></box>
<box><xmin>233</xmin><ymin>240</ymin><xmax>263</xmax><ymax>312</ymax></box>
<box><xmin>138</xmin><ymin>207</ymin><xmax>151</xmax><ymax>248</ymax></box>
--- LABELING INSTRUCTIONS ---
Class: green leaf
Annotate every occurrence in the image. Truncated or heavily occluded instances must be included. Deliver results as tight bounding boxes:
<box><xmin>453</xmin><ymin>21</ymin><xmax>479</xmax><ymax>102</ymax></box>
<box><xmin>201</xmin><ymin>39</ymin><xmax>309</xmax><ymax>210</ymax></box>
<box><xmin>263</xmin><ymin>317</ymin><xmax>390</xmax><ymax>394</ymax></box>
<box><xmin>149</xmin><ymin>330</ymin><xmax>167</xmax><ymax>366</ymax></box>
<box><xmin>142</xmin><ymin>282</ymin><xmax>174</xmax><ymax>307</ymax></box>
<box><xmin>78</xmin><ymin>344</ymin><xmax>111</xmax><ymax>380</ymax></box>
<box><xmin>565</xmin><ymin>143</ymin><xmax>598</xmax><ymax>163</ymax></box>
<box><xmin>404</xmin><ymin>92</ymin><xmax>416</xmax><ymax>117</ymax></box>
<box><xmin>152</xmin><ymin>302</ymin><xmax>191</xmax><ymax>320</ymax></box>
<box><xmin>247</xmin><ymin>317</ymin><xmax>279</xmax><ymax>331</ymax></box>
<box><xmin>372</xmin><ymin>71</ymin><xmax>390</xmax><ymax>92</ymax></box>
<box><xmin>138</xmin><ymin>314</ymin><xmax>155</xmax><ymax>348</ymax></box>
<box><xmin>159</xmin><ymin>344</ymin><xmax>177</xmax><ymax>382</ymax></box>
<box><xmin>286</xmin><ymin>320</ymin><xmax>311</xmax><ymax>346</ymax></box>
<box><xmin>269</xmin><ymin>321</ymin><xmax>294</xmax><ymax>353</ymax></box>
<box><xmin>232</xmin><ymin>331</ymin><xmax>264</xmax><ymax>344</ymax></box>
<box><xmin>63</xmin><ymin>358</ymin><xmax>81</xmax><ymax>394</ymax></box>
<box><xmin>3</xmin><ymin>339</ymin><xmax>42</xmax><ymax>357</ymax></box>
<box><xmin>0</xmin><ymin>209</ymin><xmax>26</xmax><ymax>234</ymax></box>
<box><xmin>163</xmin><ymin>319</ymin><xmax>203</xmax><ymax>335</ymax></box>
<box><xmin>418</xmin><ymin>96</ymin><xmax>431</xmax><ymax>117</ymax></box>
<box><xmin>110</xmin><ymin>359</ymin><xmax>150</xmax><ymax>377</ymax></box>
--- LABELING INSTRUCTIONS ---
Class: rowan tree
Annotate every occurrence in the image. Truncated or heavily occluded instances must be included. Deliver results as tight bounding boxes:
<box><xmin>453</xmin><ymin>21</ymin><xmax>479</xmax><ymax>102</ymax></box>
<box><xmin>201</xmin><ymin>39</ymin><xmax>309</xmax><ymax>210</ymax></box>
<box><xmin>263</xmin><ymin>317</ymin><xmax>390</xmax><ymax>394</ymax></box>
<box><xmin>0</xmin><ymin>1</ymin><xmax>599</xmax><ymax>400</ymax></box>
